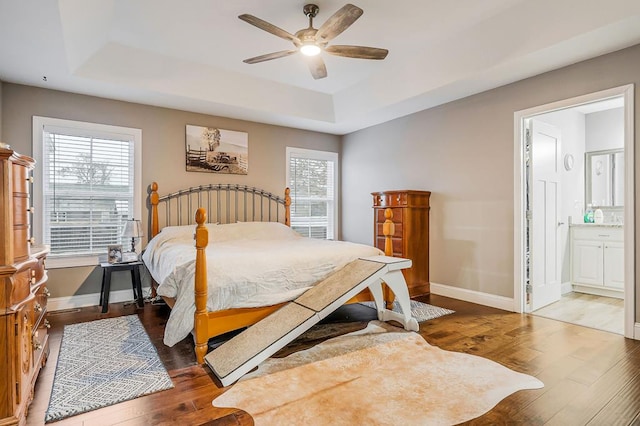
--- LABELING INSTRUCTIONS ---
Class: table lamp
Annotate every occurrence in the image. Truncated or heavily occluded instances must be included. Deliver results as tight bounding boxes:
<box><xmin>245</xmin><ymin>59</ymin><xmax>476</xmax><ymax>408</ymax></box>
<box><xmin>122</xmin><ymin>218</ymin><xmax>143</xmax><ymax>253</ymax></box>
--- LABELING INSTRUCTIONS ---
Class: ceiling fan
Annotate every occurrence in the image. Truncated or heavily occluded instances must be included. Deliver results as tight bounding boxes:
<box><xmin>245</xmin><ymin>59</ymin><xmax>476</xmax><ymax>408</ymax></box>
<box><xmin>238</xmin><ymin>3</ymin><xmax>388</xmax><ymax>80</ymax></box>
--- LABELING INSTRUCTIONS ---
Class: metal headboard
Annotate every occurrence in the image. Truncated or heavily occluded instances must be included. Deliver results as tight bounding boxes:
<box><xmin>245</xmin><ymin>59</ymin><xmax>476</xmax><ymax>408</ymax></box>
<box><xmin>149</xmin><ymin>182</ymin><xmax>291</xmax><ymax>237</ymax></box>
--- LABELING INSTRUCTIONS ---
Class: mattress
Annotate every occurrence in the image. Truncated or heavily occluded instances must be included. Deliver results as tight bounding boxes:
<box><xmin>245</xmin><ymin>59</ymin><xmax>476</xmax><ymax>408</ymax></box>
<box><xmin>142</xmin><ymin>221</ymin><xmax>383</xmax><ymax>346</ymax></box>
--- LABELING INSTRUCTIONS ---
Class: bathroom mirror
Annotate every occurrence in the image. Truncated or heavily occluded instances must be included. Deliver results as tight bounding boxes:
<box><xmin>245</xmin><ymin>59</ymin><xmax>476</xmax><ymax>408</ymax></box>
<box><xmin>585</xmin><ymin>148</ymin><xmax>624</xmax><ymax>208</ymax></box>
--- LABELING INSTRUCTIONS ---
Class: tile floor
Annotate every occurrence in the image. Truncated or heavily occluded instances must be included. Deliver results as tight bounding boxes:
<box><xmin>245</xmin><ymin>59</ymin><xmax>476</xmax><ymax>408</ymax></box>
<box><xmin>533</xmin><ymin>291</ymin><xmax>624</xmax><ymax>334</ymax></box>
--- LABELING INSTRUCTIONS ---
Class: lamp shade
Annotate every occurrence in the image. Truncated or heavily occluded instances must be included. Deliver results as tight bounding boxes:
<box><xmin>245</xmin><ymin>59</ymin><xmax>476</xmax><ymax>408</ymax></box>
<box><xmin>122</xmin><ymin>219</ymin><xmax>143</xmax><ymax>238</ymax></box>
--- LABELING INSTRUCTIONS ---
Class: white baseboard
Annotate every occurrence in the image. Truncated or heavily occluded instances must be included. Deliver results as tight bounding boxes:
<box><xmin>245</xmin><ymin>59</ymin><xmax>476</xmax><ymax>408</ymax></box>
<box><xmin>561</xmin><ymin>281</ymin><xmax>572</xmax><ymax>295</ymax></box>
<box><xmin>48</xmin><ymin>286</ymin><xmax>151</xmax><ymax>312</ymax></box>
<box><xmin>430</xmin><ymin>282</ymin><xmax>515</xmax><ymax>312</ymax></box>
<box><xmin>573</xmin><ymin>284</ymin><xmax>624</xmax><ymax>299</ymax></box>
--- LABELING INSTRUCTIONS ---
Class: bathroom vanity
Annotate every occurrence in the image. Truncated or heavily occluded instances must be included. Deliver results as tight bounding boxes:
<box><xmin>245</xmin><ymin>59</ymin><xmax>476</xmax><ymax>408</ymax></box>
<box><xmin>570</xmin><ymin>223</ymin><xmax>624</xmax><ymax>298</ymax></box>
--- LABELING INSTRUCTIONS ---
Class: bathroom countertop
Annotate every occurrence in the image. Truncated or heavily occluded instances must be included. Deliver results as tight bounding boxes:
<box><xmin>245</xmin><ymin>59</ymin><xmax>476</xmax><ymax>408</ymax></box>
<box><xmin>570</xmin><ymin>223</ymin><xmax>624</xmax><ymax>228</ymax></box>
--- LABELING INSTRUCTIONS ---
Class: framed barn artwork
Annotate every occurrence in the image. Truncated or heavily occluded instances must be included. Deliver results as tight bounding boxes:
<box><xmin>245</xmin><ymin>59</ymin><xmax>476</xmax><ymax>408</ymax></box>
<box><xmin>185</xmin><ymin>125</ymin><xmax>248</xmax><ymax>174</ymax></box>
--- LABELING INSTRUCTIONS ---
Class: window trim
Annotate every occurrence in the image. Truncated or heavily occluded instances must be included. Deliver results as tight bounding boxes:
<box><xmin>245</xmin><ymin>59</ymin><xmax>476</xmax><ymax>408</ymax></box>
<box><xmin>32</xmin><ymin>116</ymin><xmax>142</xmax><ymax>268</ymax></box>
<box><xmin>285</xmin><ymin>146</ymin><xmax>339</xmax><ymax>240</ymax></box>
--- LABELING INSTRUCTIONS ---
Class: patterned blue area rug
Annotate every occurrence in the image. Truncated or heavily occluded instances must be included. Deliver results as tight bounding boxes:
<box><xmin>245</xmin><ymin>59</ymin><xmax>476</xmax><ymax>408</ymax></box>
<box><xmin>45</xmin><ymin>315</ymin><xmax>174</xmax><ymax>423</ymax></box>
<box><xmin>359</xmin><ymin>300</ymin><xmax>454</xmax><ymax>322</ymax></box>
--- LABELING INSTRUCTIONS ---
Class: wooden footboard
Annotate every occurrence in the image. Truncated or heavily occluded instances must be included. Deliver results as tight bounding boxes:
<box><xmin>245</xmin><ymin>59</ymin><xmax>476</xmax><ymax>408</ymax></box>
<box><xmin>148</xmin><ymin>182</ymin><xmax>397</xmax><ymax>365</ymax></box>
<box><xmin>191</xmin><ymin>206</ymin><xmax>390</xmax><ymax>363</ymax></box>
<box><xmin>192</xmin><ymin>209</ymin><xmax>289</xmax><ymax>362</ymax></box>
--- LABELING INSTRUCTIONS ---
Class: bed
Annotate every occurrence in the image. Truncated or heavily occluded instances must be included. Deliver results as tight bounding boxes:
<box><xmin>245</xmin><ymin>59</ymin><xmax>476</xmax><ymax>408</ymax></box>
<box><xmin>144</xmin><ymin>182</ymin><xmax>396</xmax><ymax>364</ymax></box>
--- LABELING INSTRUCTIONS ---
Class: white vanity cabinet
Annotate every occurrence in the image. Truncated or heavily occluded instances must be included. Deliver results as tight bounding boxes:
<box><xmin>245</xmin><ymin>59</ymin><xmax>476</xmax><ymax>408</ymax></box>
<box><xmin>603</xmin><ymin>241</ymin><xmax>624</xmax><ymax>289</ymax></box>
<box><xmin>571</xmin><ymin>225</ymin><xmax>624</xmax><ymax>298</ymax></box>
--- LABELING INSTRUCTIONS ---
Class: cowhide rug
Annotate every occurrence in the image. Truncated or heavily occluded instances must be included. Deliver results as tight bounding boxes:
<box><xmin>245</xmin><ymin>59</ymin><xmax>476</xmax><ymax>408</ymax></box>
<box><xmin>212</xmin><ymin>321</ymin><xmax>543</xmax><ymax>425</ymax></box>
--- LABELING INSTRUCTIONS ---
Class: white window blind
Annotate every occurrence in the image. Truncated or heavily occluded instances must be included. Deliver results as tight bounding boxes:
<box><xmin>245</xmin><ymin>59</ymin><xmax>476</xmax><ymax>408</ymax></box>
<box><xmin>33</xmin><ymin>117</ymin><xmax>142</xmax><ymax>267</ymax></box>
<box><xmin>286</xmin><ymin>147</ymin><xmax>338</xmax><ymax>240</ymax></box>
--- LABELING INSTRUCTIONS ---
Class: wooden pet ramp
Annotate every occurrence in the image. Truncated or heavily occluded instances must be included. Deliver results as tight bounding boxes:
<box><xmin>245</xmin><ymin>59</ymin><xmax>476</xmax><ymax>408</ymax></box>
<box><xmin>205</xmin><ymin>255</ymin><xmax>418</xmax><ymax>386</ymax></box>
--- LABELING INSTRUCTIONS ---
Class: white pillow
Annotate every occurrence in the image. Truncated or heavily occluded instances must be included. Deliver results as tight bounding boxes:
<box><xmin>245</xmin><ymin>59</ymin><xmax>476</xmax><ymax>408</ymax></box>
<box><xmin>158</xmin><ymin>222</ymin><xmax>216</xmax><ymax>236</ymax></box>
<box><xmin>211</xmin><ymin>221</ymin><xmax>299</xmax><ymax>242</ymax></box>
<box><xmin>145</xmin><ymin>223</ymin><xmax>216</xmax><ymax>247</ymax></box>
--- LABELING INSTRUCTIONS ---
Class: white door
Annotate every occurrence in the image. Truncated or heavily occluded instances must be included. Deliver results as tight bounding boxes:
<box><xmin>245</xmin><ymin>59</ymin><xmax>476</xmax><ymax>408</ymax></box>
<box><xmin>529</xmin><ymin>119</ymin><xmax>562</xmax><ymax>311</ymax></box>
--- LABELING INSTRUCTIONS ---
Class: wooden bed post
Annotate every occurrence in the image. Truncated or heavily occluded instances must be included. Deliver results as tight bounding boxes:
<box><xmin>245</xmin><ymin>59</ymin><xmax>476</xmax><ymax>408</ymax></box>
<box><xmin>382</xmin><ymin>208</ymin><xmax>395</xmax><ymax>257</ymax></box>
<box><xmin>150</xmin><ymin>182</ymin><xmax>159</xmax><ymax>238</ymax></box>
<box><xmin>194</xmin><ymin>208</ymin><xmax>209</xmax><ymax>364</ymax></box>
<box><xmin>284</xmin><ymin>187</ymin><xmax>291</xmax><ymax>227</ymax></box>
<box><xmin>149</xmin><ymin>182</ymin><xmax>161</xmax><ymax>299</ymax></box>
<box><xmin>383</xmin><ymin>208</ymin><xmax>396</xmax><ymax>308</ymax></box>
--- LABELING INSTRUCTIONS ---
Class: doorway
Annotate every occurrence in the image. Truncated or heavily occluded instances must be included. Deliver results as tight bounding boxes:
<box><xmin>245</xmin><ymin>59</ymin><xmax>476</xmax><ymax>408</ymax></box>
<box><xmin>513</xmin><ymin>85</ymin><xmax>636</xmax><ymax>339</ymax></box>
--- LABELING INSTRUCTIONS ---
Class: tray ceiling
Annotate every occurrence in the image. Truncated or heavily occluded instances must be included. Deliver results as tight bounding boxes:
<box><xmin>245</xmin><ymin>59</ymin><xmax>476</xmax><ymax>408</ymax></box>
<box><xmin>2</xmin><ymin>0</ymin><xmax>640</xmax><ymax>134</ymax></box>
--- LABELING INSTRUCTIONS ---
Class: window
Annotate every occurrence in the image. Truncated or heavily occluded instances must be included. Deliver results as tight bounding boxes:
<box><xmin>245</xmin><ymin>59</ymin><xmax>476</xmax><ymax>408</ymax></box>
<box><xmin>286</xmin><ymin>147</ymin><xmax>338</xmax><ymax>239</ymax></box>
<box><xmin>33</xmin><ymin>117</ymin><xmax>142</xmax><ymax>268</ymax></box>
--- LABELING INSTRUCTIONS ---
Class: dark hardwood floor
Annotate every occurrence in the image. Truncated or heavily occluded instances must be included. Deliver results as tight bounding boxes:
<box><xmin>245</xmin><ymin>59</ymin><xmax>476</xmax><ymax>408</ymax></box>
<box><xmin>27</xmin><ymin>295</ymin><xmax>640</xmax><ymax>425</ymax></box>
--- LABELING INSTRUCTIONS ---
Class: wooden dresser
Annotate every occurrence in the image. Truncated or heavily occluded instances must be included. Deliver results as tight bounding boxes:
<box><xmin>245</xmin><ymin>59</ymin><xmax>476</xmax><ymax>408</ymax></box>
<box><xmin>372</xmin><ymin>190</ymin><xmax>431</xmax><ymax>297</ymax></box>
<box><xmin>1</xmin><ymin>147</ymin><xmax>50</xmax><ymax>426</ymax></box>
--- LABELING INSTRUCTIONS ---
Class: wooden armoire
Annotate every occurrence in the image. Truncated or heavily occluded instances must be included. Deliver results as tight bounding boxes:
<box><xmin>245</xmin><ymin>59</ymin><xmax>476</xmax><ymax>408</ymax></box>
<box><xmin>372</xmin><ymin>190</ymin><xmax>431</xmax><ymax>297</ymax></box>
<box><xmin>1</xmin><ymin>147</ymin><xmax>50</xmax><ymax>425</ymax></box>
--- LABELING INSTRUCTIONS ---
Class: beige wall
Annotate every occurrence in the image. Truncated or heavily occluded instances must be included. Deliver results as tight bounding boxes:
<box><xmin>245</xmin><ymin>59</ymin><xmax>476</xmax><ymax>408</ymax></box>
<box><xmin>1</xmin><ymin>84</ymin><xmax>340</xmax><ymax>297</ymax></box>
<box><xmin>4</xmin><ymin>43</ymin><xmax>640</xmax><ymax>322</ymax></box>
<box><xmin>341</xmin><ymin>44</ymin><xmax>640</xmax><ymax>322</ymax></box>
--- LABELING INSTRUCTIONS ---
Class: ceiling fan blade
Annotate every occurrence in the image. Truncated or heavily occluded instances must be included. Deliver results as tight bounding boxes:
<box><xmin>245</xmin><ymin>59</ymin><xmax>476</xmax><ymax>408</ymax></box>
<box><xmin>243</xmin><ymin>50</ymin><xmax>298</xmax><ymax>64</ymax></box>
<box><xmin>238</xmin><ymin>14</ymin><xmax>301</xmax><ymax>44</ymax></box>
<box><xmin>325</xmin><ymin>45</ymin><xmax>388</xmax><ymax>60</ymax></box>
<box><xmin>307</xmin><ymin>55</ymin><xmax>327</xmax><ymax>79</ymax></box>
<box><xmin>315</xmin><ymin>4</ymin><xmax>363</xmax><ymax>42</ymax></box>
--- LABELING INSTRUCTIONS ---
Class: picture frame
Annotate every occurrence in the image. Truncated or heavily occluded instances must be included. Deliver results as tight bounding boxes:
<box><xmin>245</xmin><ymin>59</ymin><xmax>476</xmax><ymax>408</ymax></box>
<box><xmin>107</xmin><ymin>244</ymin><xmax>123</xmax><ymax>264</ymax></box>
<box><xmin>121</xmin><ymin>251</ymin><xmax>139</xmax><ymax>263</ymax></box>
<box><xmin>185</xmin><ymin>125</ymin><xmax>248</xmax><ymax>174</ymax></box>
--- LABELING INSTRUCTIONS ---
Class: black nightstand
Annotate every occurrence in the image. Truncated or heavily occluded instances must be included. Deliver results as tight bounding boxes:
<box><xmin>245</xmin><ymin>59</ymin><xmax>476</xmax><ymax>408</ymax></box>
<box><xmin>99</xmin><ymin>260</ymin><xmax>144</xmax><ymax>313</ymax></box>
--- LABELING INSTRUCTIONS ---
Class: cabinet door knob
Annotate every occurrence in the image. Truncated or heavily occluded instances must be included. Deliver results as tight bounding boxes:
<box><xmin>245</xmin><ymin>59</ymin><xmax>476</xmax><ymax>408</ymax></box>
<box><xmin>34</xmin><ymin>303</ymin><xmax>43</xmax><ymax>313</ymax></box>
<box><xmin>44</xmin><ymin>319</ymin><xmax>51</xmax><ymax>329</ymax></box>
<box><xmin>27</xmin><ymin>176</ymin><xmax>34</xmax><ymax>183</ymax></box>
<box><xmin>28</xmin><ymin>237</ymin><xmax>35</xmax><ymax>244</ymax></box>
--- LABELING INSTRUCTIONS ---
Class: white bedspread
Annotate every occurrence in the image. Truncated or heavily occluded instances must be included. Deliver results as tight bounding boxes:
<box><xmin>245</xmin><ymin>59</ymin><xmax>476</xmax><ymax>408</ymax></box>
<box><xmin>142</xmin><ymin>222</ymin><xmax>383</xmax><ymax>346</ymax></box>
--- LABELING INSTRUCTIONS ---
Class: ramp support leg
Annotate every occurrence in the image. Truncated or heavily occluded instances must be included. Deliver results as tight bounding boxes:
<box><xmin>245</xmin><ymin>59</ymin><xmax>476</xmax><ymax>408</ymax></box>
<box><xmin>369</xmin><ymin>271</ymin><xmax>418</xmax><ymax>332</ymax></box>
<box><xmin>367</xmin><ymin>278</ymin><xmax>386</xmax><ymax>319</ymax></box>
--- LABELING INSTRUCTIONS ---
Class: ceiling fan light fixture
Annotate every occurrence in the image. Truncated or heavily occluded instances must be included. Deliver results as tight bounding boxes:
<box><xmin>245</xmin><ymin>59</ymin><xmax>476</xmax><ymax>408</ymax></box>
<box><xmin>300</xmin><ymin>42</ymin><xmax>321</xmax><ymax>56</ymax></box>
<box><xmin>239</xmin><ymin>3</ymin><xmax>386</xmax><ymax>79</ymax></box>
